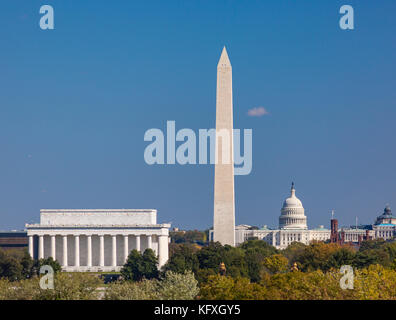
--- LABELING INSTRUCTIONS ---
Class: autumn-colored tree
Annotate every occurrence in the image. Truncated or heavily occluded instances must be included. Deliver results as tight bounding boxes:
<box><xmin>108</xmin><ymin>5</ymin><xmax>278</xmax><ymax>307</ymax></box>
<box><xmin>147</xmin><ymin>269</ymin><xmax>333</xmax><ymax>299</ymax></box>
<box><xmin>262</xmin><ymin>254</ymin><xmax>289</xmax><ymax>275</ymax></box>
<box><xmin>199</xmin><ymin>275</ymin><xmax>266</xmax><ymax>300</ymax></box>
<box><xmin>294</xmin><ymin>242</ymin><xmax>341</xmax><ymax>271</ymax></box>
<box><xmin>353</xmin><ymin>264</ymin><xmax>396</xmax><ymax>299</ymax></box>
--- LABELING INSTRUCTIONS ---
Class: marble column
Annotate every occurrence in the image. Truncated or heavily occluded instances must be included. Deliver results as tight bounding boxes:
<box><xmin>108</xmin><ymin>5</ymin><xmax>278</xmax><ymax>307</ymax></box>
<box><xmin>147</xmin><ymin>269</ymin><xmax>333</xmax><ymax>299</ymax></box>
<box><xmin>62</xmin><ymin>236</ymin><xmax>68</xmax><ymax>267</ymax></box>
<box><xmin>99</xmin><ymin>235</ymin><xmax>104</xmax><ymax>267</ymax></box>
<box><xmin>28</xmin><ymin>236</ymin><xmax>34</xmax><ymax>258</ymax></box>
<box><xmin>38</xmin><ymin>235</ymin><xmax>44</xmax><ymax>259</ymax></box>
<box><xmin>51</xmin><ymin>235</ymin><xmax>56</xmax><ymax>260</ymax></box>
<box><xmin>123</xmin><ymin>235</ymin><xmax>129</xmax><ymax>262</ymax></box>
<box><xmin>75</xmin><ymin>235</ymin><xmax>80</xmax><ymax>267</ymax></box>
<box><xmin>158</xmin><ymin>235</ymin><xmax>169</xmax><ymax>268</ymax></box>
<box><xmin>87</xmin><ymin>235</ymin><xmax>92</xmax><ymax>267</ymax></box>
<box><xmin>112</xmin><ymin>235</ymin><xmax>117</xmax><ymax>267</ymax></box>
<box><xmin>147</xmin><ymin>235</ymin><xmax>152</xmax><ymax>250</ymax></box>
<box><xmin>136</xmin><ymin>235</ymin><xmax>141</xmax><ymax>252</ymax></box>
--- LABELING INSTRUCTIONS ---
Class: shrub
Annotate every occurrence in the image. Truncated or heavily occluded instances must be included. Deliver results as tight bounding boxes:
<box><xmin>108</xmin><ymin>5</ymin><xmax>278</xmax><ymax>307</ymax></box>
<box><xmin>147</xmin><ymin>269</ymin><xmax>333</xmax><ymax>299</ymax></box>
<box><xmin>157</xmin><ymin>271</ymin><xmax>199</xmax><ymax>300</ymax></box>
<box><xmin>105</xmin><ymin>279</ymin><xmax>159</xmax><ymax>300</ymax></box>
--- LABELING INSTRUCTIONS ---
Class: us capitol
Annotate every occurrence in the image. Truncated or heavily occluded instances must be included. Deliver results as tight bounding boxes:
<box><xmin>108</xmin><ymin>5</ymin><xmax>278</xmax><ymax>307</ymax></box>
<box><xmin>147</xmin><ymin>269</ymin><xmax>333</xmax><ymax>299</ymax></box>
<box><xmin>233</xmin><ymin>183</ymin><xmax>396</xmax><ymax>249</ymax></box>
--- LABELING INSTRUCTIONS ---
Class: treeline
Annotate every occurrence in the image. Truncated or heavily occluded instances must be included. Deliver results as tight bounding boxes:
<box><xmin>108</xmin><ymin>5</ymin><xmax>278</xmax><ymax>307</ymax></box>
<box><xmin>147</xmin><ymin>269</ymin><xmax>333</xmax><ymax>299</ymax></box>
<box><xmin>162</xmin><ymin>239</ymin><xmax>396</xmax><ymax>299</ymax></box>
<box><xmin>0</xmin><ymin>270</ymin><xmax>199</xmax><ymax>300</ymax></box>
<box><xmin>0</xmin><ymin>249</ymin><xmax>61</xmax><ymax>281</ymax></box>
<box><xmin>1</xmin><ymin>239</ymin><xmax>396</xmax><ymax>300</ymax></box>
<box><xmin>163</xmin><ymin>239</ymin><xmax>396</xmax><ymax>284</ymax></box>
<box><xmin>0</xmin><ymin>248</ymin><xmax>199</xmax><ymax>300</ymax></box>
<box><xmin>170</xmin><ymin>229</ymin><xmax>208</xmax><ymax>245</ymax></box>
<box><xmin>199</xmin><ymin>265</ymin><xmax>396</xmax><ymax>299</ymax></box>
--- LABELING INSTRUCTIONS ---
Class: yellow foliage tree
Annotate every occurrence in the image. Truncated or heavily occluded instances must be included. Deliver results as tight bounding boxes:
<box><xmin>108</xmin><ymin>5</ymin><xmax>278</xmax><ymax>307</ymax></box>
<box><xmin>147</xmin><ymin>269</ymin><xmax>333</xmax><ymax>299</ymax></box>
<box><xmin>262</xmin><ymin>254</ymin><xmax>289</xmax><ymax>275</ymax></box>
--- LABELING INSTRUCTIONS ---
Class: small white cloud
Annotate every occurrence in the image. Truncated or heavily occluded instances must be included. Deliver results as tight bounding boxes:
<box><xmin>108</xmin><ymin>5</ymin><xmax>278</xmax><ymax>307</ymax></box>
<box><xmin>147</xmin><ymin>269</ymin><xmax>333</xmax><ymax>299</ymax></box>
<box><xmin>247</xmin><ymin>107</ymin><xmax>269</xmax><ymax>117</ymax></box>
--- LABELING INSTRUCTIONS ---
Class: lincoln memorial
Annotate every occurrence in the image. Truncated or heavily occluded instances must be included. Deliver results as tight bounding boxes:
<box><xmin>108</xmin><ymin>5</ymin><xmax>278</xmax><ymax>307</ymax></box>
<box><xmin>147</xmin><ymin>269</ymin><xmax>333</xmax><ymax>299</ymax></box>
<box><xmin>26</xmin><ymin>209</ymin><xmax>170</xmax><ymax>272</ymax></box>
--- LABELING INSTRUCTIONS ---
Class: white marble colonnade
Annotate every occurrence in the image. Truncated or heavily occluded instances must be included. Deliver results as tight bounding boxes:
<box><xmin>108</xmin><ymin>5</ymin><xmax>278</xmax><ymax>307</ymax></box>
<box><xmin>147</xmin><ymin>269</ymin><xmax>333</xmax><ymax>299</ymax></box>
<box><xmin>28</xmin><ymin>231</ymin><xmax>169</xmax><ymax>272</ymax></box>
<box><xmin>26</xmin><ymin>209</ymin><xmax>170</xmax><ymax>272</ymax></box>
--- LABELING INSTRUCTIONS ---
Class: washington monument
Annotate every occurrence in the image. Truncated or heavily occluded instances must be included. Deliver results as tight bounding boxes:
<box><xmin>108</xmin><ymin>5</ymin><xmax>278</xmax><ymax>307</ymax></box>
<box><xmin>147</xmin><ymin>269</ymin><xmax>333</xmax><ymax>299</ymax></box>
<box><xmin>213</xmin><ymin>47</ymin><xmax>235</xmax><ymax>246</ymax></box>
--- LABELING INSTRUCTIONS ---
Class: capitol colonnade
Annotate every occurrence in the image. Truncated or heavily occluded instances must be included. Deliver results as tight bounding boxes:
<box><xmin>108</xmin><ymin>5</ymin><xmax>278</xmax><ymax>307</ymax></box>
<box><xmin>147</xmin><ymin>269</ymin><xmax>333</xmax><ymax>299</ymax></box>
<box><xmin>26</xmin><ymin>209</ymin><xmax>170</xmax><ymax>272</ymax></box>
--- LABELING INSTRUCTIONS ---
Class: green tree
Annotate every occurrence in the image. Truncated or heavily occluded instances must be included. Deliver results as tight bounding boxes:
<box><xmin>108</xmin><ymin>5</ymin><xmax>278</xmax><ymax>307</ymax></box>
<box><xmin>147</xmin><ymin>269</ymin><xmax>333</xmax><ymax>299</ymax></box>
<box><xmin>282</xmin><ymin>241</ymin><xmax>307</xmax><ymax>264</ymax></box>
<box><xmin>196</xmin><ymin>242</ymin><xmax>224</xmax><ymax>270</ymax></box>
<box><xmin>324</xmin><ymin>247</ymin><xmax>356</xmax><ymax>271</ymax></box>
<box><xmin>354</xmin><ymin>251</ymin><xmax>379</xmax><ymax>268</ymax></box>
<box><xmin>162</xmin><ymin>243</ymin><xmax>199</xmax><ymax>274</ymax></box>
<box><xmin>240</xmin><ymin>240</ymin><xmax>278</xmax><ymax>255</ymax></box>
<box><xmin>121</xmin><ymin>250</ymin><xmax>143</xmax><ymax>281</ymax></box>
<box><xmin>0</xmin><ymin>249</ymin><xmax>24</xmax><ymax>281</ymax></box>
<box><xmin>141</xmin><ymin>249</ymin><xmax>159</xmax><ymax>279</ymax></box>
<box><xmin>121</xmin><ymin>249</ymin><xmax>158</xmax><ymax>281</ymax></box>
<box><xmin>36</xmin><ymin>257</ymin><xmax>62</xmax><ymax>274</ymax></box>
<box><xmin>359</xmin><ymin>239</ymin><xmax>386</xmax><ymax>251</ymax></box>
<box><xmin>20</xmin><ymin>250</ymin><xmax>36</xmax><ymax>279</ymax></box>
<box><xmin>170</xmin><ymin>230</ymin><xmax>207</xmax><ymax>245</ymax></box>
<box><xmin>354</xmin><ymin>240</ymin><xmax>393</xmax><ymax>268</ymax></box>
<box><xmin>196</xmin><ymin>242</ymin><xmax>249</xmax><ymax>281</ymax></box>
<box><xmin>241</xmin><ymin>240</ymin><xmax>278</xmax><ymax>282</ymax></box>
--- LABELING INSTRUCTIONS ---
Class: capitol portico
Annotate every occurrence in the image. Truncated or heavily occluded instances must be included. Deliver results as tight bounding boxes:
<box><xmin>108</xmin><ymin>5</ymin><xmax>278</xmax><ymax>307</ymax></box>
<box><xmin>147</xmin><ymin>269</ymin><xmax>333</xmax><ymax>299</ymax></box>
<box><xmin>26</xmin><ymin>209</ymin><xmax>170</xmax><ymax>272</ymax></box>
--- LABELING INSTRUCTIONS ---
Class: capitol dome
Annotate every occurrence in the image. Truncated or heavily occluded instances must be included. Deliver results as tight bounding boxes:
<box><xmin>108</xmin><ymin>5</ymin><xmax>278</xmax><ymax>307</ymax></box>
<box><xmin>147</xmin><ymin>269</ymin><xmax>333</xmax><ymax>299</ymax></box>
<box><xmin>279</xmin><ymin>183</ymin><xmax>308</xmax><ymax>230</ymax></box>
<box><xmin>282</xmin><ymin>193</ymin><xmax>303</xmax><ymax>208</ymax></box>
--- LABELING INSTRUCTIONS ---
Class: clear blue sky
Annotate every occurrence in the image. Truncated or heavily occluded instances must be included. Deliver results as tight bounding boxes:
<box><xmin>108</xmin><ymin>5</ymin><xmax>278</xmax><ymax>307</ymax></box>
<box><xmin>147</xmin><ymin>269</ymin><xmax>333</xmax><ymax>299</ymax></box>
<box><xmin>1</xmin><ymin>0</ymin><xmax>395</xmax><ymax>230</ymax></box>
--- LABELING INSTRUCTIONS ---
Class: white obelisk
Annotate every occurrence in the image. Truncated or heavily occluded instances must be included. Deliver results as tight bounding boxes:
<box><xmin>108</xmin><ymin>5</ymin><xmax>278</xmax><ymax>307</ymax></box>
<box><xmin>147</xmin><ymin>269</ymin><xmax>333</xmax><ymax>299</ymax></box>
<box><xmin>213</xmin><ymin>47</ymin><xmax>235</xmax><ymax>246</ymax></box>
